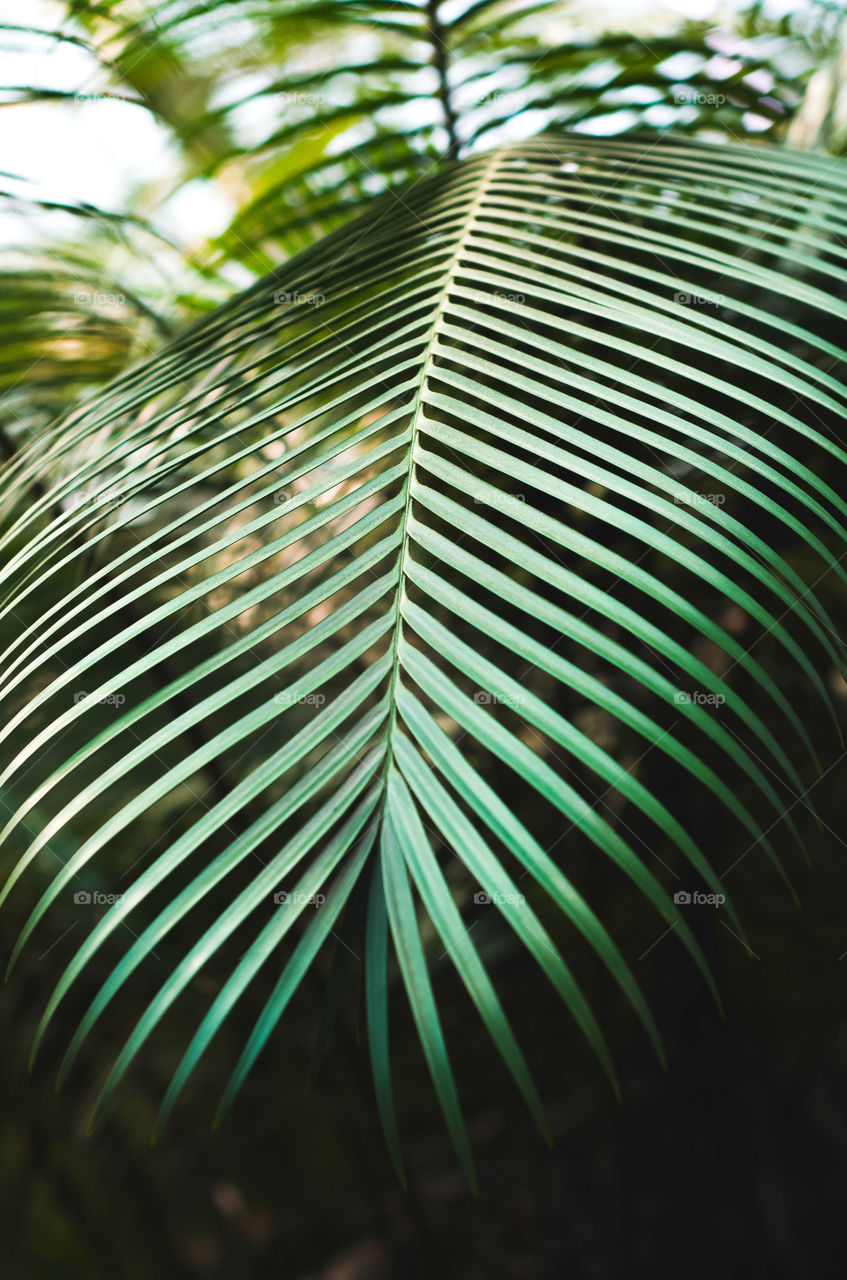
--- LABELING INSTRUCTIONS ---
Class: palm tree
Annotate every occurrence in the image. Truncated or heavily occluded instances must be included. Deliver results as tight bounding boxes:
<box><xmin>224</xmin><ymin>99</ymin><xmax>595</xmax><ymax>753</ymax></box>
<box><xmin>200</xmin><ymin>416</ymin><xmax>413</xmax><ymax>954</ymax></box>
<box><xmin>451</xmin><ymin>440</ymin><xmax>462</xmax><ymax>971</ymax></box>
<box><xmin>1</xmin><ymin>0</ymin><xmax>846</xmax><ymax>1191</ymax></box>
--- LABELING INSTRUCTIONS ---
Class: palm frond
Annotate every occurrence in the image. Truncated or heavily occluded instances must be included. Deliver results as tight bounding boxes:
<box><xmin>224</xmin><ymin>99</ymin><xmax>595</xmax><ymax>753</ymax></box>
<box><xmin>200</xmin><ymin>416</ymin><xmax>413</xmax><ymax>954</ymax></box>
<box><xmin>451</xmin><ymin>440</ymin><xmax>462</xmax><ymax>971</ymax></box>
<box><xmin>2</xmin><ymin>133</ymin><xmax>846</xmax><ymax>1178</ymax></box>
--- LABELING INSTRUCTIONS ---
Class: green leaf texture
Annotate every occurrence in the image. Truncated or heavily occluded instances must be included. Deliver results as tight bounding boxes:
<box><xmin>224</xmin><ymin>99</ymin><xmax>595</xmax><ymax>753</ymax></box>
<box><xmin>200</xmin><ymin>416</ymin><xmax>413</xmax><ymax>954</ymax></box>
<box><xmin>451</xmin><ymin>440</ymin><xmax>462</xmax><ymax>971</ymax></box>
<box><xmin>1</xmin><ymin>133</ymin><xmax>846</xmax><ymax>1179</ymax></box>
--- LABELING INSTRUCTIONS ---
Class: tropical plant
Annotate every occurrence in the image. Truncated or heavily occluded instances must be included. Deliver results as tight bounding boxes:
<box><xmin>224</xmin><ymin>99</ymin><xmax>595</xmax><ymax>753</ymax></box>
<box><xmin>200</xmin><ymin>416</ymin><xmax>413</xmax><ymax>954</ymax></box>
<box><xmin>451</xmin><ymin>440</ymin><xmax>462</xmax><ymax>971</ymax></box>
<box><xmin>3</xmin><ymin>126</ymin><xmax>847</xmax><ymax>1182</ymax></box>
<box><xmin>2</xmin><ymin>2</ymin><xmax>847</xmax><ymax>1189</ymax></box>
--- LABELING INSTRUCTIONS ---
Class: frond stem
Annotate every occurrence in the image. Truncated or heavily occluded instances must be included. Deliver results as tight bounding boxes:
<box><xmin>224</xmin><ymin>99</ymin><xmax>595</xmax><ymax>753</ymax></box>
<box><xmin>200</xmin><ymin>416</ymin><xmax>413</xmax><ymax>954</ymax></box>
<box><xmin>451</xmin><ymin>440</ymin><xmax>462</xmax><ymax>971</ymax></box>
<box><xmin>427</xmin><ymin>0</ymin><xmax>460</xmax><ymax>161</ymax></box>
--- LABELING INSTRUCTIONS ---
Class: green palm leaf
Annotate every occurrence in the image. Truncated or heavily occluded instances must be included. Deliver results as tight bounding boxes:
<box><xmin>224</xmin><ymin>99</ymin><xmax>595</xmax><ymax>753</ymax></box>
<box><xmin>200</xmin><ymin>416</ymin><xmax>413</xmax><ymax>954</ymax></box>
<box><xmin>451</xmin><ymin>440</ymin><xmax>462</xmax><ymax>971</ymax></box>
<box><xmin>1</xmin><ymin>132</ymin><xmax>846</xmax><ymax>1173</ymax></box>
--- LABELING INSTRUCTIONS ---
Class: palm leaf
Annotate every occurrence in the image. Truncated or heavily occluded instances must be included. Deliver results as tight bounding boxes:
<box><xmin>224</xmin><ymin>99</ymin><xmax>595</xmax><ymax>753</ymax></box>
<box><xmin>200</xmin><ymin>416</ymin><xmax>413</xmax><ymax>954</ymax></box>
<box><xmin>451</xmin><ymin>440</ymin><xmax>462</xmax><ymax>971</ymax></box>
<box><xmin>31</xmin><ymin>1</ymin><xmax>803</xmax><ymax>277</ymax></box>
<box><xmin>1</xmin><ymin>132</ymin><xmax>846</xmax><ymax>1173</ymax></box>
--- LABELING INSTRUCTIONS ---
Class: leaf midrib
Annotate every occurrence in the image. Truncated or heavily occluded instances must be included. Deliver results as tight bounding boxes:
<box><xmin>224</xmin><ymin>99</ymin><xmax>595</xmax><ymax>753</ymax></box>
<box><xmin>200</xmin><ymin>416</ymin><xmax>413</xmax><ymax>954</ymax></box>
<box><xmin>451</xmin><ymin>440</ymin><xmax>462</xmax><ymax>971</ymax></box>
<box><xmin>378</xmin><ymin>147</ymin><xmax>504</xmax><ymax>795</ymax></box>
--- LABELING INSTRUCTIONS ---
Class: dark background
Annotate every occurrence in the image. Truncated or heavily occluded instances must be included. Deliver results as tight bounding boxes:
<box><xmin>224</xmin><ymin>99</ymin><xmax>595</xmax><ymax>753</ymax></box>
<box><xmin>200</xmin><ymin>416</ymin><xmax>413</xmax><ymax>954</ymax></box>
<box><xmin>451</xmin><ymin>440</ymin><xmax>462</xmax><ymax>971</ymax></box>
<box><xmin>4</xmin><ymin>722</ymin><xmax>847</xmax><ymax>1280</ymax></box>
